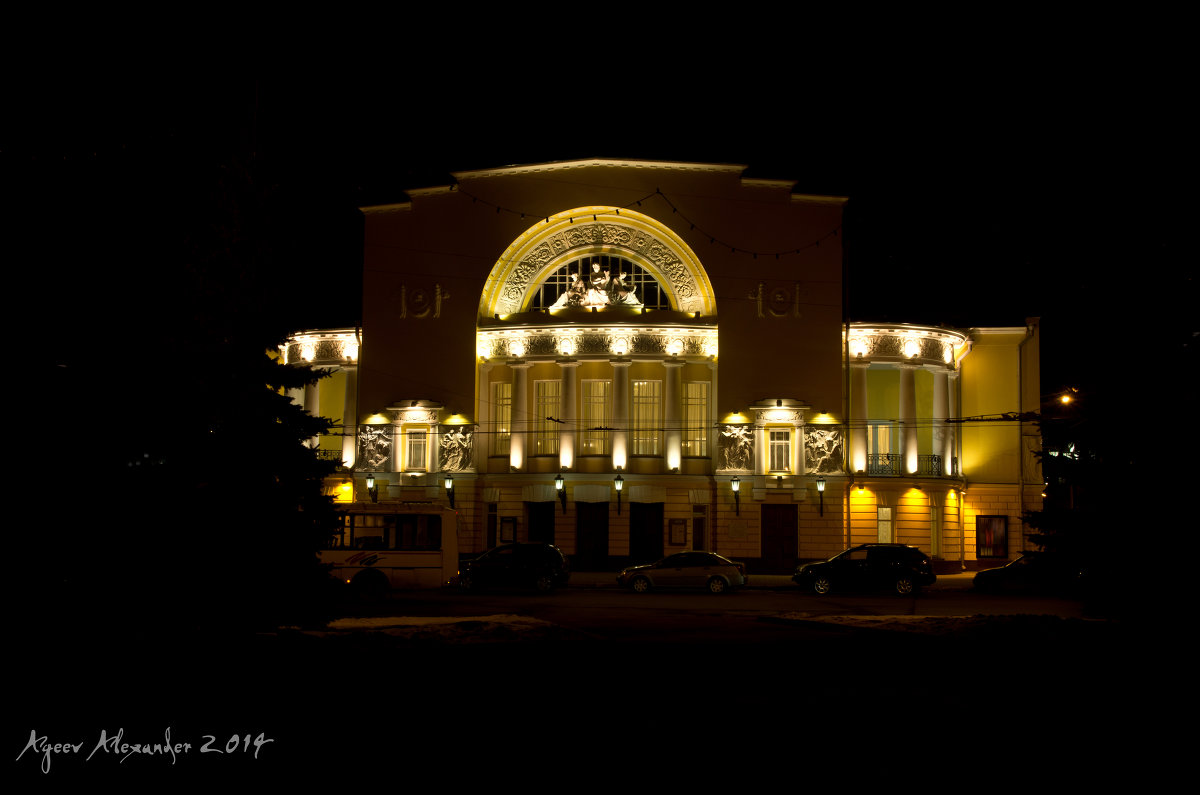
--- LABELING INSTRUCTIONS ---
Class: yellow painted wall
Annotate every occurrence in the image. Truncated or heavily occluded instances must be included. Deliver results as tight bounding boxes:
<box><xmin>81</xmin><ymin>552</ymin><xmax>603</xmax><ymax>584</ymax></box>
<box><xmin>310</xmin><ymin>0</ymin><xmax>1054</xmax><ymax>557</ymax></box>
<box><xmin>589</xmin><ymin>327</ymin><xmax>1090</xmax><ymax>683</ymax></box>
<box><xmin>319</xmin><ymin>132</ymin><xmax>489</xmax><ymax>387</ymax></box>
<box><xmin>959</xmin><ymin>329</ymin><xmax>1029</xmax><ymax>484</ymax></box>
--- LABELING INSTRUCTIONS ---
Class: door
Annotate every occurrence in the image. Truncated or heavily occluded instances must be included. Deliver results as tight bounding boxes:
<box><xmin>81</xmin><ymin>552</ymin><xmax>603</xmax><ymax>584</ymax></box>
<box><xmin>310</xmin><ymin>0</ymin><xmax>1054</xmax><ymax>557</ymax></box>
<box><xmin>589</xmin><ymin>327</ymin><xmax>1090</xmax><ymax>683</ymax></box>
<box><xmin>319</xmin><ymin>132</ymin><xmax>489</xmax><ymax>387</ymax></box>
<box><xmin>527</xmin><ymin>501</ymin><xmax>556</xmax><ymax>545</ymax></box>
<box><xmin>760</xmin><ymin>504</ymin><xmax>798</xmax><ymax>573</ymax></box>
<box><xmin>575</xmin><ymin>501</ymin><xmax>609</xmax><ymax>570</ymax></box>
<box><xmin>629</xmin><ymin>502</ymin><xmax>664</xmax><ymax>563</ymax></box>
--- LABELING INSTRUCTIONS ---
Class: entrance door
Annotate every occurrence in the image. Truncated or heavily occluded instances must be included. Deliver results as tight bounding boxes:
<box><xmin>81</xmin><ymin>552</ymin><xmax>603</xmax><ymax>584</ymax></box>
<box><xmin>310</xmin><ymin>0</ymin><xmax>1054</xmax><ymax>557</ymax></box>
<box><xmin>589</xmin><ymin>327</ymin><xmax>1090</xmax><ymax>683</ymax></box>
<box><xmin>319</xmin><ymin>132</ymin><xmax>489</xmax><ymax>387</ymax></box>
<box><xmin>527</xmin><ymin>501</ymin><xmax>556</xmax><ymax>545</ymax></box>
<box><xmin>760</xmin><ymin>504</ymin><xmax>798</xmax><ymax>573</ymax></box>
<box><xmin>575</xmin><ymin>502</ymin><xmax>609</xmax><ymax>570</ymax></box>
<box><xmin>629</xmin><ymin>502</ymin><xmax>664</xmax><ymax>563</ymax></box>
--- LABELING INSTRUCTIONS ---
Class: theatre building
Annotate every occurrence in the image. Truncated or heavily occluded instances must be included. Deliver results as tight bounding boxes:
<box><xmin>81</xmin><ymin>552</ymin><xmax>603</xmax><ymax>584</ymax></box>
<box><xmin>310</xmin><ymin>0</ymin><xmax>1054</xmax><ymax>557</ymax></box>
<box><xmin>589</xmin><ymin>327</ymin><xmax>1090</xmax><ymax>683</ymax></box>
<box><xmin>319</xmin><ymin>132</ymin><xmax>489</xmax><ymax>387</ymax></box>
<box><xmin>282</xmin><ymin>159</ymin><xmax>1041</xmax><ymax>573</ymax></box>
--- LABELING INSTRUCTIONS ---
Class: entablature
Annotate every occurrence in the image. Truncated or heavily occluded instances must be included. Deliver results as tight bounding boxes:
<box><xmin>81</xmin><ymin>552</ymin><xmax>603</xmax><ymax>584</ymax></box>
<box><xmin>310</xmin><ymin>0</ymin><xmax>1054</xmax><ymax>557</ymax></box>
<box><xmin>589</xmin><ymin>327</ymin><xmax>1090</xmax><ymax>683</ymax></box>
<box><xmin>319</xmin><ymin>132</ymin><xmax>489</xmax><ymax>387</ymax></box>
<box><xmin>845</xmin><ymin>323</ymin><xmax>967</xmax><ymax>369</ymax></box>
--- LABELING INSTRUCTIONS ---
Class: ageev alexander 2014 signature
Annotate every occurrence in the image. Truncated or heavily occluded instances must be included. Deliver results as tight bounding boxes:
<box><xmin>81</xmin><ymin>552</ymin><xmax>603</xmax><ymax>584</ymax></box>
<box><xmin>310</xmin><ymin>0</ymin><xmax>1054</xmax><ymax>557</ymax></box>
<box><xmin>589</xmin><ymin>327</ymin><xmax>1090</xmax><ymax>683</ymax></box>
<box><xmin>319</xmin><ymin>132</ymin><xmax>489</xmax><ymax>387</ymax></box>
<box><xmin>16</xmin><ymin>728</ymin><xmax>275</xmax><ymax>774</ymax></box>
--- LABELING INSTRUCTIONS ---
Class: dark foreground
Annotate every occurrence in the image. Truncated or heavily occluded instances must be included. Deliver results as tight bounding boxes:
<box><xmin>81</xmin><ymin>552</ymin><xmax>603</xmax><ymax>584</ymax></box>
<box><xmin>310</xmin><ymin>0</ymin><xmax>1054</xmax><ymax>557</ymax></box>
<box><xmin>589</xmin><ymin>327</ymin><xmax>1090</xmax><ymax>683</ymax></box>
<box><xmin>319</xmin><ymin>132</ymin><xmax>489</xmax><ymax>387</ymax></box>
<box><xmin>10</xmin><ymin>602</ymin><xmax>1177</xmax><ymax>786</ymax></box>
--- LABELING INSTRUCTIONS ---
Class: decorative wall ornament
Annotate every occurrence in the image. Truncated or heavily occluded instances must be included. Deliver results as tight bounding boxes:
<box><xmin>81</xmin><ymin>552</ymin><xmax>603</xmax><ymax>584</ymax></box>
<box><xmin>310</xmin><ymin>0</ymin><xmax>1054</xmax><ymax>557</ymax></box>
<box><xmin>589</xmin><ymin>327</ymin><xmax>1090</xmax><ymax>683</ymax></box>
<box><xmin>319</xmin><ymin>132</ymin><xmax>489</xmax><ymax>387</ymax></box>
<box><xmin>357</xmin><ymin>425</ymin><xmax>393</xmax><ymax>471</ymax></box>
<box><xmin>719</xmin><ymin>425</ymin><xmax>755</xmax><ymax>471</ymax></box>
<box><xmin>748</xmin><ymin>282</ymin><xmax>804</xmax><ymax>318</ymax></box>
<box><xmin>439</xmin><ymin>426</ymin><xmax>474</xmax><ymax>472</ymax></box>
<box><xmin>804</xmin><ymin>427</ymin><xmax>844</xmax><ymax>474</ymax></box>
<box><xmin>476</xmin><ymin>327</ymin><xmax>717</xmax><ymax>361</ymax></box>
<box><xmin>493</xmin><ymin>219</ymin><xmax>702</xmax><ymax>316</ymax></box>
<box><xmin>399</xmin><ymin>284</ymin><xmax>450</xmax><ymax>319</ymax></box>
<box><xmin>845</xmin><ymin>324</ymin><xmax>966</xmax><ymax>368</ymax></box>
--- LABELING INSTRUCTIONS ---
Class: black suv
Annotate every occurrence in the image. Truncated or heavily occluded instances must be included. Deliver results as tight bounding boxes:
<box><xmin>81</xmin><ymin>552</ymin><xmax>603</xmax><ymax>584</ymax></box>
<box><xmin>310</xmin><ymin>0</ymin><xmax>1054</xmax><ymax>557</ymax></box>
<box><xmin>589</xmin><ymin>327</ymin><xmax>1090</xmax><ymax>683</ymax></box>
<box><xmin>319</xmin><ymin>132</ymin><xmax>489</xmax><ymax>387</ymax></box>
<box><xmin>458</xmin><ymin>543</ymin><xmax>571</xmax><ymax>592</ymax></box>
<box><xmin>793</xmin><ymin>544</ymin><xmax>936</xmax><ymax>596</ymax></box>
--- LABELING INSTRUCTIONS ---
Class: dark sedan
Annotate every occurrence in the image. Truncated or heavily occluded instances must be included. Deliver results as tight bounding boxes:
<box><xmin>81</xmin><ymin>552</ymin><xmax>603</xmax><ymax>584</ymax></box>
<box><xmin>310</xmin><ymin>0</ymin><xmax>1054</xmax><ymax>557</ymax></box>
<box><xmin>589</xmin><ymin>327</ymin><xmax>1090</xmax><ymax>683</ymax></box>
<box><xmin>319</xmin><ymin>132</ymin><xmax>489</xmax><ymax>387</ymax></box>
<box><xmin>617</xmin><ymin>551</ymin><xmax>747</xmax><ymax>594</ymax></box>
<box><xmin>973</xmin><ymin>553</ymin><xmax>1085</xmax><ymax>594</ymax></box>
<box><xmin>793</xmin><ymin>543</ymin><xmax>936</xmax><ymax>596</ymax></box>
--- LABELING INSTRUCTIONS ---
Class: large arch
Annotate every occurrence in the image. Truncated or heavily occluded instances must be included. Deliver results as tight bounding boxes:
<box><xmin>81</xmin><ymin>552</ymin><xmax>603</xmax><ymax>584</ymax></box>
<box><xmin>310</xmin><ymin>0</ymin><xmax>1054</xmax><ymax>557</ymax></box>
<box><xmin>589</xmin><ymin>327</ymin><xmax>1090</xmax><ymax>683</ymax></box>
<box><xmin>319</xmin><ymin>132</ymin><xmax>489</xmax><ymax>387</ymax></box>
<box><xmin>477</xmin><ymin>207</ymin><xmax>716</xmax><ymax>319</ymax></box>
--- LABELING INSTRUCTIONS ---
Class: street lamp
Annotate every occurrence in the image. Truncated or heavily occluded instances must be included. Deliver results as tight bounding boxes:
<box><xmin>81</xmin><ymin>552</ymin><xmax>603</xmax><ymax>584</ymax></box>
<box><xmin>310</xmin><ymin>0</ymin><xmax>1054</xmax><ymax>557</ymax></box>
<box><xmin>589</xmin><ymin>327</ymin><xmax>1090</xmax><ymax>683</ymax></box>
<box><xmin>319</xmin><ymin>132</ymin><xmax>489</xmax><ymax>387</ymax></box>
<box><xmin>555</xmin><ymin>470</ymin><xmax>566</xmax><ymax>514</ymax></box>
<box><xmin>816</xmin><ymin>475</ymin><xmax>825</xmax><ymax>516</ymax></box>
<box><xmin>614</xmin><ymin>471</ymin><xmax>624</xmax><ymax>514</ymax></box>
<box><xmin>731</xmin><ymin>476</ymin><xmax>740</xmax><ymax>516</ymax></box>
<box><xmin>365</xmin><ymin>473</ymin><xmax>379</xmax><ymax>503</ymax></box>
<box><xmin>444</xmin><ymin>473</ymin><xmax>455</xmax><ymax>508</ymax></box>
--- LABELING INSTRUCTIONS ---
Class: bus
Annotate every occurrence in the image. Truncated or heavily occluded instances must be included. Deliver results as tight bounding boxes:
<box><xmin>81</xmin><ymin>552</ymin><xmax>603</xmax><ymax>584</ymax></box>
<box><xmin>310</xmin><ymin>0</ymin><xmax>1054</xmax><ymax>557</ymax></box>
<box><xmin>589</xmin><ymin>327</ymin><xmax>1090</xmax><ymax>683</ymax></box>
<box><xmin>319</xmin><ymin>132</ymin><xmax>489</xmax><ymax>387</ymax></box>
<box><xmin>320</xmin><ymin>502</ymin><xmax>459</xmax><ymax>595</ymax></box>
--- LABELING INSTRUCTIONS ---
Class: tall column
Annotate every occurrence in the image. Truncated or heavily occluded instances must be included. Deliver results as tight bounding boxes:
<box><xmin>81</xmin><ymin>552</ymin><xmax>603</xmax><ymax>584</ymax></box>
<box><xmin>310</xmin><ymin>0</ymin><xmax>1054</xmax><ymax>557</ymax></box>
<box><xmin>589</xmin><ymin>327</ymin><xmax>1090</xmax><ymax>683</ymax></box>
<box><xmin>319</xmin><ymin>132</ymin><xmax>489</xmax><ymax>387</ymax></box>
<box><xmin>850</xmin><ymin>361</ymin><xmax>870</xmax><ymax>474</ymax></box>
<box><xmin>558</xmin><ymin>360</ymin><xmax>579</xmax><ymax>469</ymax></box>
<box><xmin>948</xmin><ymin>371</ymin><xmax>960</xmax><ymax>476</ymax></box>
<box><xmin>611</xmin><ymin>359</ymin><xmax>630</xmax><ymax>470</ymax></box>
<box><xmin>933</xmin><ymin>367</ymin><xmax>949</xmax><ymax>477</ymax></box>
<box><xmin>899</xmin><ymin>363</ymin><xmax>918</xmax><ymax>475</ymax></box>
<box><xmin>304</xmin><ymin>372</ymin><xmax>322</xmax><ymax>448</ymax></box>
<box><xmin>509</xmin><ymin>362</ymin><xmax>532</xmax><ymax>471</ymax></box>
<box><xmin>664</xmin><ymin>359</ymin><xmax>683</xmax><ymax>471</ymax></box>
<box><xmin>341</xmin><ymin>366</ymin><xmax>358</xmax><ymax>468</ymax></box>
<box><xmin>477</xmin><ymin>363</ymin><xmax>493</xmax><ymax>464</ymax></box>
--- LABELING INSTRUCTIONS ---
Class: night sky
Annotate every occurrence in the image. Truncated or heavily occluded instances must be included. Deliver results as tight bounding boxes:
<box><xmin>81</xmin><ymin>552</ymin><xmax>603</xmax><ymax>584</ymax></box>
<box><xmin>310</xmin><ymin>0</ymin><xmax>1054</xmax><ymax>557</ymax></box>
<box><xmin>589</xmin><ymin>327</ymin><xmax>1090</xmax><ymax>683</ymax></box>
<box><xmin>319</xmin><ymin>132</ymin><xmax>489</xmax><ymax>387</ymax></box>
<box><xmin>8</xmin><ymin>50</ymin><xmax>1191</xmax><ymax>402</ymax></box>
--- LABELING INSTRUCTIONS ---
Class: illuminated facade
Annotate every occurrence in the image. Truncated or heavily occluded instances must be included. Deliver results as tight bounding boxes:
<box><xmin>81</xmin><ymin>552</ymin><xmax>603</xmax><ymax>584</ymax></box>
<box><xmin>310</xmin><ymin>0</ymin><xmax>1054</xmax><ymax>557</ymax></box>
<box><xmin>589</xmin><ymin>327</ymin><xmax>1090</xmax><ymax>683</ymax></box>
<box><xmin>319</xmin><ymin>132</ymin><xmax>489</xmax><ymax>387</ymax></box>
<box><xmin>291</xmin><ymin>159</ymin><xmax>1040</xmax><ymax>572</ymax></box>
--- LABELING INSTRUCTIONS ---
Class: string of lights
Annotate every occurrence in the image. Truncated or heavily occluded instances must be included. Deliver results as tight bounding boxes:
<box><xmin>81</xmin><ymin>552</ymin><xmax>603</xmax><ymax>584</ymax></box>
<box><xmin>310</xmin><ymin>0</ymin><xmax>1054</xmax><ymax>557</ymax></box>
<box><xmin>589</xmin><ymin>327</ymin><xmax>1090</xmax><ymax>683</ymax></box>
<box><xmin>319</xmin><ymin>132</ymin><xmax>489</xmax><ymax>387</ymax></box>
<box><xmin>372</xmin><ymin>184</ymin><xmax>843</xmax><ymax>264</ymax></box>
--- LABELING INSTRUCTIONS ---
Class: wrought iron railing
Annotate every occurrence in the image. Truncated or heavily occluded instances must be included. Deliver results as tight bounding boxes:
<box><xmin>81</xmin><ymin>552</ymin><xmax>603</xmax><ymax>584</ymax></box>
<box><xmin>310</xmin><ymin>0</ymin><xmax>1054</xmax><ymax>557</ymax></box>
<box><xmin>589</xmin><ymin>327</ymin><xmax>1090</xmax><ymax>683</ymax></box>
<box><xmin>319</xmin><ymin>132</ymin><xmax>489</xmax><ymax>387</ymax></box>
<box><xmin>867</xmin><ymin>454</ymin><xmax>900</xmax><ymax>476</ymax></box>
<box><xmin>917</xmin><ymin>454</ymin><xmax>943</xmax><ymax>476</ymax></box>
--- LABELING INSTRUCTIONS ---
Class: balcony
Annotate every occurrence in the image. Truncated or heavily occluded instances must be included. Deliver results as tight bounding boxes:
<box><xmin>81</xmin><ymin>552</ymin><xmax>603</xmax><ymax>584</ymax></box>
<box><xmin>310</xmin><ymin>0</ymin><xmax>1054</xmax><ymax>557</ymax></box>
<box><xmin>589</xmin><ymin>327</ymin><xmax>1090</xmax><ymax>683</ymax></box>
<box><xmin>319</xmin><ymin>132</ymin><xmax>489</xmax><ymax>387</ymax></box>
<box><xmin>866</xmin><ymin>454</ymin><xmax>944</xmax><ymax>477</ymax></box>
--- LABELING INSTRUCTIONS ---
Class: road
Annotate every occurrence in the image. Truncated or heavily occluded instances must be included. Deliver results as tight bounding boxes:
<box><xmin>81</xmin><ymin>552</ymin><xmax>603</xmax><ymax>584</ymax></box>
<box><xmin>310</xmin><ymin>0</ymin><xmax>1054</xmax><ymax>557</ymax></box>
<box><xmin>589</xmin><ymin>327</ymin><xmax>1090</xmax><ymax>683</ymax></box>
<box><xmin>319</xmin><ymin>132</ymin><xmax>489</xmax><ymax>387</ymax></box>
<box><xmin>11</xmin><ymin>583</ymin><xmax>1171</xmax><ymax>784</ymax></box>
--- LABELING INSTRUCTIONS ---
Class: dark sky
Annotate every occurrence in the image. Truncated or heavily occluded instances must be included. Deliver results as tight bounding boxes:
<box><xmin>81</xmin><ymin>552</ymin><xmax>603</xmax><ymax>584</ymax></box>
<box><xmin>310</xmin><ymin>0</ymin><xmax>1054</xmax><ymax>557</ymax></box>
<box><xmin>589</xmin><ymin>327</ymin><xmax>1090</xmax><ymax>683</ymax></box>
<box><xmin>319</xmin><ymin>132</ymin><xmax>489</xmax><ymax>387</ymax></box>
<box><xmin>8</xmin><ymin>54</ymin><xmax>1191</xmax><ymax>398</ymax></box>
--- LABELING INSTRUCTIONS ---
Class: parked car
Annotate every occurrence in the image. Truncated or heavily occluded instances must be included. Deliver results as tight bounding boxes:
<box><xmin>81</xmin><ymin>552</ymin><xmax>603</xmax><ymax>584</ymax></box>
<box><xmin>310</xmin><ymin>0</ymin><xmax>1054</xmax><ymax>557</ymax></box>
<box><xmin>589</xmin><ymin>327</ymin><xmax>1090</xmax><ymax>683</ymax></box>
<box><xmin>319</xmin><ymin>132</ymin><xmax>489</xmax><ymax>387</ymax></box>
<box><xmin>617</xmin><ymin>551</ymin><xmax>747</xmax><ymax>594</ymax></box>
<box><xmin>972</xmin><ymin>552</ymin><xmax>1085</xmax><ymax>594</ymax></box>
<box><xmin>793</xmin><ymin>544</ymin><xmax>936</xmax><ymax>595</ymax></box>
<box><xmin>457</xmin><ymin>543</ymin><xmax>571</xmax><ymax>592</ymax></box>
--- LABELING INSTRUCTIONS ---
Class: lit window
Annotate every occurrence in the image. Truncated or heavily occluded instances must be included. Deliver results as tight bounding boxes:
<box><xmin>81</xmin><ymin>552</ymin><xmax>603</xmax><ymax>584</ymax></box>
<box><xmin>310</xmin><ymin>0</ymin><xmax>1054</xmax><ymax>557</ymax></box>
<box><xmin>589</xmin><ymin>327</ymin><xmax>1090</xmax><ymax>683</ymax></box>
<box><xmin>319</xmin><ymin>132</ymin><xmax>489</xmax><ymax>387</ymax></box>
<box><xmin>581</xmin><ymin>380</ymin><xmax>611</xmax><ymax>455</ymax></box>
<box><xmin>535</xmin><ymin>381</ymin><xmax>560</xmax><ymax>456</ymax></box>
<box><xmin>769</xmin><ymin>429</ymin><xmax>791</xmax><ymax>472</ymax></box>
<box><xmin>492</xmin><ymin>382</ymin><xmax>512</xmax><ymax>456</ymax></box>
<box><xmin>405</xmin><ymin>428</ymin><xmax>428</xmax><ymax>471</ymax></box>
<box><xmin>683</xmin><ymin>382</ymin><xmax>709</xmax><ymax>457</ymax></box>
<box><xmin>632</xmin><ymin>380</ymin><xmax>661</xmax><ymax>456</ymax></box>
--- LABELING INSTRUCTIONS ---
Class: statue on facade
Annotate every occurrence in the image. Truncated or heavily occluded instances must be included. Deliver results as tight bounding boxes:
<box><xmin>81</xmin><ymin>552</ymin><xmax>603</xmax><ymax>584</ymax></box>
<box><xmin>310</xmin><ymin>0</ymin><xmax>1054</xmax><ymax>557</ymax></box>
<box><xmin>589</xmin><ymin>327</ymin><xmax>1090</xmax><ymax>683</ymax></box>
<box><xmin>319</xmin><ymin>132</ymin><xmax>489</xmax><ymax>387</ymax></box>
<box><xmin>721</xmin><ymin>425</ymin><xmax>754</xmax><ymax>470</ymax></box>
<box><xmin>440</xmin><ymin>427</ymin><xmax>473</xmax><ymax>472</ymax></box>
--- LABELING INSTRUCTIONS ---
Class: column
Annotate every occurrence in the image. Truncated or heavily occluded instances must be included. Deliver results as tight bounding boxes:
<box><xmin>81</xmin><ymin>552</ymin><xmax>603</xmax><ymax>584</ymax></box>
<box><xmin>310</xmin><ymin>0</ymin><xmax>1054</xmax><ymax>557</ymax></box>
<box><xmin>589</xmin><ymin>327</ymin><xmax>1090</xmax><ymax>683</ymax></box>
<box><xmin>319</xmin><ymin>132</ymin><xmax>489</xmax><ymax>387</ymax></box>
<box><xmin>558</xmin><ymin>359</ymin><xmax>579</xmax><ymax>470</ymax></box>
<box><xmin>509</xmin><ymin>362</ymin><xmax>532</xmax><ymax>471</ymax></box>
<box><xmin>304</xmin><ymin>371</ymin><xmax>322</xmax><ymax>448</ymax></box>
<box><xmin>850</xmin><ymin>361</ymin><xmax>869</xmax><ymax>474</ymax></box>
<box><xmin>341</xmin><ymin>365</ymin><xmax>358</xmax><ymax>468</ymax></box>
<box><xmin>477</xmin><ymin>363</ymin><xmax>493</xmax><ymax>464</ymax></box>
<box><xmin>948</xmin><ymin>371</ymin><xmax>960</xmax><ymax>476</ymax></box>
<box><xmin>933</xmin><ymin>367</ymin><xmax>949</xmax><ymax>477</ymax></box>
<box><xmin>664</xmin><ymin>359</ymin><xmax>683</xmax><ymax>471</ymax></box>
<box><xmin>611</xmin><ymin>359</ymin><xmax>630</xmax><ymax>470</ymax></box>
<box><xmin>899</xmin><ymin>363</ymin><xmax>918</xmax><ymax>475</ymax></box>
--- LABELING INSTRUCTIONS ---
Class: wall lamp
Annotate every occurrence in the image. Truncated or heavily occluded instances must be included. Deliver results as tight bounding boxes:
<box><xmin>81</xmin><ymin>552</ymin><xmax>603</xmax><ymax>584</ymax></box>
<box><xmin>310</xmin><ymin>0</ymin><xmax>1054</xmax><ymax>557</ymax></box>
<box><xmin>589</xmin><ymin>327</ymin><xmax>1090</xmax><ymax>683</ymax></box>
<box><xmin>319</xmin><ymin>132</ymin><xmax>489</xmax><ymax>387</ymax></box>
<box><xmin>816</xmin><ymin>475</ymin><xmax>826</xmax><ymax>516</ymax></box>
<box><xmin>444</xmin><ymin>473</ymin><xmax>455</xmax><ymax>508</ymax></box>
<box><xmin>614</xmin><ymin>471</ymin><xmax>624</xmax><ymax>514</ymax></box>
<box><xmin>365</xmin><ymin>473</ymin><xmax>379</xmax><ymax>503</ymax></box>
<box><xmin>555</xmin><ymin>470</ymin><xmax>567</xmax><ymax>513</ymax></box>
<box><xmin>731</xmin><ymin>476</ymin><xmax>740</xmax><ymax>516</ymax></box>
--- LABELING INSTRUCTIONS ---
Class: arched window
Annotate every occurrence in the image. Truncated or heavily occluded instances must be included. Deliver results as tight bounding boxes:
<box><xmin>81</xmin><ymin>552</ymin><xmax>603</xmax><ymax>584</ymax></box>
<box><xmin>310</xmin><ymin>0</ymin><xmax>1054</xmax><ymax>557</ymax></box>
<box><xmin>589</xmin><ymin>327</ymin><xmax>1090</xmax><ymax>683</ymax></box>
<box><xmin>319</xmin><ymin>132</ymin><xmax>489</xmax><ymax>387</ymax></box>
<box><xmin>527</xmin><ymin>256</ymin><xmax>670</xmax><ymax>311</ymax></box>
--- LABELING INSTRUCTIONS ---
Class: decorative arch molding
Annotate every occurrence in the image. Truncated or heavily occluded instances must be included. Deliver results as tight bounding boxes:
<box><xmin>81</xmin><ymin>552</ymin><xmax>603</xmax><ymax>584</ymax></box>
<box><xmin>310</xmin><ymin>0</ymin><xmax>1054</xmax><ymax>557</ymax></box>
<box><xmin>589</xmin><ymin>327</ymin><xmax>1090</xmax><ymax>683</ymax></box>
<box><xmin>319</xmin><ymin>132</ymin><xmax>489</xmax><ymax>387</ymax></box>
<box><xmin>478</xmin><ymin>207</ymin><xmax>716</xmax><ymax>319</ymax></box>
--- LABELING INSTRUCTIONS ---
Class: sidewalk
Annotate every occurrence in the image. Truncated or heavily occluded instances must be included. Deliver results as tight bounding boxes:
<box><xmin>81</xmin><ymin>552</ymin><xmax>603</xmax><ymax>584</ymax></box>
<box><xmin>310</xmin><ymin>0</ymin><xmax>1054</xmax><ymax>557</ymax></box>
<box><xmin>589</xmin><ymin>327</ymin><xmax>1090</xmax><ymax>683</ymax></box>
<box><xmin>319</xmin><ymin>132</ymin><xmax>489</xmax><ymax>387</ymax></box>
<box><xmin>568</xmin><ymin>571</ymin><xmax>976</xmax><ymax>590</ymax></box>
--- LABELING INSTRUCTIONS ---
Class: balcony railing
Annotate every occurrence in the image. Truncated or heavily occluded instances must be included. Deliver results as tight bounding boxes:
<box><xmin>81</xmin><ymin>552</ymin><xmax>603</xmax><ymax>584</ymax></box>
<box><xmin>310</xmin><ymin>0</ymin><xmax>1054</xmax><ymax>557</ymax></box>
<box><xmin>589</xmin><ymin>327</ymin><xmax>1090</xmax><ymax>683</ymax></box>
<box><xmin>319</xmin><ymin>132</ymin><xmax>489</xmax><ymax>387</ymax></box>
<box><xmin>867</xmin><ymin>454</ymin><xmax>900</xmax><ymax>476</ymax></box>
<box><xmin>917</xmin><ymin>454</ymin><xmax>943</xmax><ymax>477</ymax></box>
<box><xmin>866</xmin><ymin>453</ymin><xmax>944</xmax><ymax>477</ymax></box>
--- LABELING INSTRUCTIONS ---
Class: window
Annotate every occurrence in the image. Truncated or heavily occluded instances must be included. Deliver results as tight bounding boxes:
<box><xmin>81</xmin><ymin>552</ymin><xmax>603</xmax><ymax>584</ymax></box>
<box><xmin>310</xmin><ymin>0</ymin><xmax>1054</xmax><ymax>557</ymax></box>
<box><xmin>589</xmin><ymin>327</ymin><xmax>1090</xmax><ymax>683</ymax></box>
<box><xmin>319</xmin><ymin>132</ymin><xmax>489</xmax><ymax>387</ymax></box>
<box><xmin>534</xmin><ymin>380</ymin><xmax>560</xmax><ymax>456</ymax></box>
<box><xmin>325</xmin><ymin>513</ymin><xmax>442</xmax><ymax>551</ymax></box>
<box><xmin>682</xmin><ymin>382</ymin><xmax>709</xmax><ymax>457</ymax></box>
<box><xmin>877</xmin><ymin>507</ymin><xmax>894</xmax><ymax>543</ymax></box>
<box><xmin>768</xmin><ymin>429</ymin><xmax>791</xmax><ymax>472</ymax></box>
<box><xmin>405</xmin><ymin>427</ymin><xmax>428</xmax><ymax>471</ymax></box>
<box><xmin>492</xmin><ymin>382</ymin><xmax>512</xmax><ymax>456</ymax></box>
<box><xmin>527</xmin><ymin>255</ymin><xmax>670</xmax><ymax>311</ymax></box>
<box><xmin>632</xmin><ymin>380</ymin><xmax>661</xmax><ymax>455</ymax></box>
<box><xmin>580</xmin><ymin>380</ymin><xmax>611</xmax><ymax>455</ymax></box>
<box><xmin>977</xmin><ymin>515</ymin><xmax>1008</xmax><ymax>558</ymax></box>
